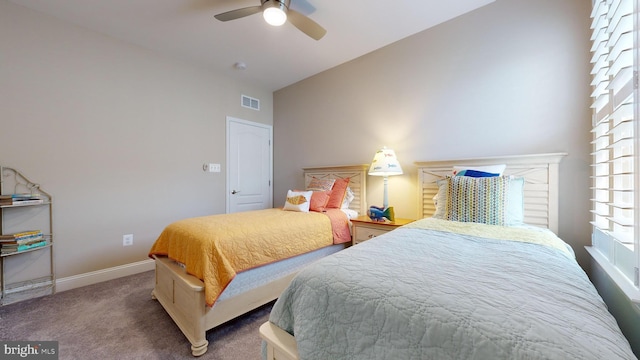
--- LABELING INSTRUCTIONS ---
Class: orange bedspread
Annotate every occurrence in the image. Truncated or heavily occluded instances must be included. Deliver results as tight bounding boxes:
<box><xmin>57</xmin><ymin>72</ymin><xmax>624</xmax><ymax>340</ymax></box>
<box><xmin>149</xmin><ymin>208</ymin><xmax>348</xmax><ymax>306</ymax></box>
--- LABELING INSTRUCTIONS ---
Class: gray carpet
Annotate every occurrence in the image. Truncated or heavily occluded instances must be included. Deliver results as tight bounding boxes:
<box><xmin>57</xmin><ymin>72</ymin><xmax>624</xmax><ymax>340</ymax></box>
<box><xmin>0</xmin><ymin>271</ymin><xmax>271</xmax><ymax>359</ymax></box>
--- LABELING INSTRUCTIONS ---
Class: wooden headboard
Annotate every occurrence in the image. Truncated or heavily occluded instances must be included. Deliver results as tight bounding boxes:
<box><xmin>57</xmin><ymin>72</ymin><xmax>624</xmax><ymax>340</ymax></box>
<box><xmin>415</xmin><ymin>153</ymin><xmax>567</xmax><ymax>234</ymax></box>
<box><xmin>303</xmin><ymin>165</ymin><xmax>368</xmax><ymax>216</ymax></box>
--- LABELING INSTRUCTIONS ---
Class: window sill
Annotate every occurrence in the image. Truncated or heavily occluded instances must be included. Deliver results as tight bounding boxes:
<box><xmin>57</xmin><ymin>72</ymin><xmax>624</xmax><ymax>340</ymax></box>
<box><xmin>586</xmin><ymin>246</ymin><xmax>640</xmax><ymax>313</ymax></box>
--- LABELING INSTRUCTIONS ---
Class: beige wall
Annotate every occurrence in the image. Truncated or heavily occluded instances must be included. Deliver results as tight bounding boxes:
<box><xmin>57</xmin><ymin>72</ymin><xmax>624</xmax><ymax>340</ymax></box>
<box><xmin>1</xmin><ymin>0</ymin><xmax>594</xmax><ymax>288</ymax></box>
<box><xmin>0</xmin><ymin>0</ymin><xmax>273</xmax><ymax>280</ymax></box>
<box><xmin>274</xmin><ymin>0</ymin><xmax>593</xmax><ymax>269</ymax></box>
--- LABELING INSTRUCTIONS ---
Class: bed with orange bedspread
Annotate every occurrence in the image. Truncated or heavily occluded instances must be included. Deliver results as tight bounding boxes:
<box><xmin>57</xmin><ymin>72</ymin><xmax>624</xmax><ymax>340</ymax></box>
<box><xmin>149</xmin><ymin>208</ymin><xmax>350</xmax><ymax>307</ymax></box>
<box><xmin>149</xmin><ymin>164</ymin><xmax>367</xmax><ymax>357</ymax></box>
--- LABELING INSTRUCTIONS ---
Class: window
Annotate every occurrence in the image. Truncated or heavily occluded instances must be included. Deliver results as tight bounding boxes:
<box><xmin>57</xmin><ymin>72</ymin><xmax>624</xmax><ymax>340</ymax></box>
<box><xmin>589</xmin><ymin>0</ymin><xmax>640</xmax><ymax>302</ymax></box>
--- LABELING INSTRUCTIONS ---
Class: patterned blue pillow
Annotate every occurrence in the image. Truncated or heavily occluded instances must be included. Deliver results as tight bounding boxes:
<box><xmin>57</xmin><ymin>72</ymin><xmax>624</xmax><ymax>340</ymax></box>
<box><xmin>452</xmin><ymin>164</ymin><xmax>506</xmax><ymax>177</ymax></box>
<box><xmin>443</xmin><ymin>176</ymin><xmax>510</xmax><ymax>225</ymax></box>
<box><xmin>433</xmin><ymin>175</ymin><xmax>525</xmax><ymax>226</ymax></box>
<box><xmin>455</xmin><ymin>169</ymin><xmax>500</xmax><ymax>177</ymax></box>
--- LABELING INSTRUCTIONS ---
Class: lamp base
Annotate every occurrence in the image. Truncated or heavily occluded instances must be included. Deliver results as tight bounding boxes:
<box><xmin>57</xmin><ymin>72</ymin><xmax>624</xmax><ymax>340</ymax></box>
<box><xmin>368</xmin><ymin>206</ymin><xmax>395</xmax><ymax>222</ymax></box>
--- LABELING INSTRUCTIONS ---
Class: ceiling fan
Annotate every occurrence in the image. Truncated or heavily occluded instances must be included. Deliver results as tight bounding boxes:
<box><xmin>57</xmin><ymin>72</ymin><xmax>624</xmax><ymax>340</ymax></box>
<box><xmin>214</xmin><ymin>0</ymin><xmax>326</xmax><ymax>40</ymax></box>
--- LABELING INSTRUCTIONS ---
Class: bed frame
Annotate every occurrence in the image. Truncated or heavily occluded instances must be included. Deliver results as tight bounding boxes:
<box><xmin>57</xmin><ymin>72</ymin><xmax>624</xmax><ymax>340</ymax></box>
<box><xmin>260</xmin><ymin>153</ymin><xmax>567</xmax><ymax>360</ymax></box>
<box><xmin>151</xmin><ymin>164</ymin><xmax>368</xmax><ymax>356</ymax></box>
<box><xmin>416</xmin><ymin>152</ymin><xmax>566</xmax><ymax>233</ymax></box>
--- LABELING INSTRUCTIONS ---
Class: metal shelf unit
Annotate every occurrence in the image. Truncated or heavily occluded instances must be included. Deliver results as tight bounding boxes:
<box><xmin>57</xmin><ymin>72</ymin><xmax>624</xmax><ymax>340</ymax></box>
<box><xmin>0</xmin><ymin>166</ymin><xmax>54</xmax><ymax>305</ymax></box>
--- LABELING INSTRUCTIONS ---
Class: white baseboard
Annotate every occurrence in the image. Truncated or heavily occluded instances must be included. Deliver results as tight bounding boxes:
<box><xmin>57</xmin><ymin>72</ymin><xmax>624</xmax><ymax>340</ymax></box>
<box><xmin>55</xmin><ymin>259</ymin><xmax>155</xmax><ymax>293</ymax></box>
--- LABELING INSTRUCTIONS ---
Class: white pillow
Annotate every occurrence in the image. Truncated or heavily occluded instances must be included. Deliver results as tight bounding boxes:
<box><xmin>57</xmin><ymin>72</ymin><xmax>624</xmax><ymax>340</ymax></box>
<box><xmin>341</xmin><ymin>187</ymin><xmax>355</xmax><ymax>209</ymax></box>
<box><xmin>506</xmin><ymin>176</ymin><xmax>524</xmax><ymax>225</ymax></box>
<box><xmin>283</xmin><ymin>190</ymin><xmax>313</xmax><ymax>212</ymax></box>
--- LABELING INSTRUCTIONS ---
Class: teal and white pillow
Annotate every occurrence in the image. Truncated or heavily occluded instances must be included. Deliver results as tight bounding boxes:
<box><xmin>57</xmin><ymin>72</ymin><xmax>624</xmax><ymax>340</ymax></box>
<box><xmin>505</xmin><ymin>176</ymin><xmax>524</xmax><ymax>225</ymax></box>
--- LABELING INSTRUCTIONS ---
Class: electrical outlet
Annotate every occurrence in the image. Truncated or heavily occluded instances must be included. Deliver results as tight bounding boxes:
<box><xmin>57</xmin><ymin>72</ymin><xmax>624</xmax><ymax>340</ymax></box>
<box><xmin>123</xmin><ymin>234</ymin><xmax>133</xmax><ymax>246</ymax></box>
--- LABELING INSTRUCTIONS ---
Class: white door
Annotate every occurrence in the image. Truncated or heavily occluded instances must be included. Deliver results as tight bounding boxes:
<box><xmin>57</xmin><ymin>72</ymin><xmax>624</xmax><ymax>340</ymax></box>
<box><xmin>226</xmin><ymin>117</ymin><xmax>273</xmax><ymax>213</ymax></box>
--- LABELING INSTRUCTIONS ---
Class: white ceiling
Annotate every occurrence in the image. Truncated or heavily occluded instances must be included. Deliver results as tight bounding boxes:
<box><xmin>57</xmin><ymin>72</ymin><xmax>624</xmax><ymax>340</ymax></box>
<box><xmin>9</xmin><ymin>0</ymin><xmax>495</xmax><ymax>91</ymax></box>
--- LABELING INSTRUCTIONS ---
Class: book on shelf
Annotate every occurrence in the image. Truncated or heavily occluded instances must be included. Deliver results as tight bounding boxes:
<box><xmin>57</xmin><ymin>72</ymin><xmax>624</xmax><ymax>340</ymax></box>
<box><xmin>0</xmin><ymin>193</ymin><xmax>43</xmax><ymax>204</ymax></box>
<box><xmin>0</xmin><ymin>198</ymin><xmax>45</xmax><ymax>206</ymax></box>
<box><xmin>1</xmin><ymin>239</ymin><xmax>48</xmax><ymax>254</ymax></box>
<box><xmin>0</xmin><ymin>193</ymin><xmax>42</xmax><ymax>199</ymax></box>
<box><xmin>0</xmin><ymin>230</ymin><xmax>42</xmax><ymax>238</ymax></box>
<box><xmin>0</xmin><ymin>230</ymin><xmax>44</xmax><ymax>243</ymax></box>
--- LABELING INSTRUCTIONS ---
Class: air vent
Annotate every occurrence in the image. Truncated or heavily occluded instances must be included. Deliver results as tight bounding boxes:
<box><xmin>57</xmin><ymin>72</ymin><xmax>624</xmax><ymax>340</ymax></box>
<box><xmin>241</xmin><ymin>94</ymin><xmax>260</xmax><ymax>111</ymax></box>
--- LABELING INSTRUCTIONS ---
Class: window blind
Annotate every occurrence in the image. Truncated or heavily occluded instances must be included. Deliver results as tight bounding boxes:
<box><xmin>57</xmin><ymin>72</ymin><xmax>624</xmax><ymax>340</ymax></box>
<box><xmin>591</xmin><ymin>0</ymin><xmax>635</xmax><ymax>246</ymax></box>
<box><xmin>590</xmin><ymin>0</ymin><xmax>640</xmax><ymax>290</ymax></box>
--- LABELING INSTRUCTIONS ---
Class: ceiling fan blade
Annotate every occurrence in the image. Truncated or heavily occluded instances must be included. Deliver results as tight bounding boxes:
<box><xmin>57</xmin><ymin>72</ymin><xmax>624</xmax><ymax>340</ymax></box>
<box><xmin>288</xmin><ymin>0</ymin><xmax>315</xmax><ymax>16</ymax></box>
<box><xmin>214</xmin><ymin>6</ymin><xmax>262</xmax><ymax>22</ymax></box>
<box><xmin>287</xmin><ymin>9</ymin><xmax>326</xmax><ymax>40</ymax></box>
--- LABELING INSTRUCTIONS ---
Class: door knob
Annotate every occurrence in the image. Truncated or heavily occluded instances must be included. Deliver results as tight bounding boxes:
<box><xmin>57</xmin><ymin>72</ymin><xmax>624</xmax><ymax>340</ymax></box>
<box><xmin>231</xmin><ymin>190</ymin><xmax>240</xmax><ymax>194</ymax></box>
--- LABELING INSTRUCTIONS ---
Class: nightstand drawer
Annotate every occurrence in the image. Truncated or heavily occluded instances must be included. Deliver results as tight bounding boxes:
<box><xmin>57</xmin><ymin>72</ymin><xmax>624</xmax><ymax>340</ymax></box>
<box><xmin>353</xmin><ymin>226</ymin><xmax>388</xmax><ymax>244</ymax></box>
<box><xmin>350</xmin><ymin>216</ymin><xmax>415</xmax><ymax>246</ymax></box>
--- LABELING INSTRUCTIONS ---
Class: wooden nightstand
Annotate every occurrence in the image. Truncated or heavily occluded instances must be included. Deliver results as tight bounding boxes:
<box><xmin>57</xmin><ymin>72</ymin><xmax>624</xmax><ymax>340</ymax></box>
<box><xmin>351</xmin><ymin>215</ymin><xmax>415</xmax><ymax>245</ymax></box>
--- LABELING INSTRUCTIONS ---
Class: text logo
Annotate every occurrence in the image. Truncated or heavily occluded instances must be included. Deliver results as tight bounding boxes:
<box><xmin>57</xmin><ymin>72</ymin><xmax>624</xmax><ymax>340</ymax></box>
<box><xmin>1</xmin><ymin>342</ymin><xmax>58</xmax><ymax>359</ymax></box>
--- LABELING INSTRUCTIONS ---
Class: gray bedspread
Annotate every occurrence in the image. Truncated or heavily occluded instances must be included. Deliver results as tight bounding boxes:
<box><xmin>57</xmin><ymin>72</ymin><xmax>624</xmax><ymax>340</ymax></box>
<box><xmin>267</xmin><ymin>221</ymin><xmax>636</xmax><ymax>359</ymax></box>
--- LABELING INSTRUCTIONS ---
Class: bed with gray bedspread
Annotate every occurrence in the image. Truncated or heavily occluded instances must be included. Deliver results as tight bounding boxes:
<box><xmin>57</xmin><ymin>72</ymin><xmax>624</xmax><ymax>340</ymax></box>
<box><xmin>267</xmin><ymin>219</ymin><xmax>636</xmax><ymax>360</ymax></box>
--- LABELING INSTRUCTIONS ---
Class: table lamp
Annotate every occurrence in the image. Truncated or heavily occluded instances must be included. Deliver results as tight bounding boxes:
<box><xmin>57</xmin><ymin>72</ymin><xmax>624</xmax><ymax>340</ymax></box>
<box><xmin>368</xmin><ymin>147</ymin><xmax>403</xmax><ymax>221</ymax></box>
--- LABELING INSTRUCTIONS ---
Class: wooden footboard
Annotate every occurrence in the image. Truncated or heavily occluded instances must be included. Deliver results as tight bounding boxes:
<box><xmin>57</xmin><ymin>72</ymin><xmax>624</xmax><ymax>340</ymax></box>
<box><xmin>259</xmin><ymin>322</ymin><xmax>299</xmax><ymax>360</ymax></box>
<box><xmin>153</xmin><ymin>256</ymin><xmax>209</xmax><ymax>356</ymax></box>
<box><xmin>152</xmin><ymin>256</ymin><xmax>299</xmax><ymax>356</ymax></box>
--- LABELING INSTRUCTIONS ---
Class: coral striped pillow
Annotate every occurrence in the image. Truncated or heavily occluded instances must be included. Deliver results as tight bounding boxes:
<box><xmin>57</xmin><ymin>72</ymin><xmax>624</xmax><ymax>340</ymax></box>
<box><xmin>326</xmin><ymin>178</ymin><xmax>350</xmax><ymax>209</ymax></box>
<box><xmin>309</xmin><ymin>191</ymin><xmax>331</xmax><ymax>212</ymax></box>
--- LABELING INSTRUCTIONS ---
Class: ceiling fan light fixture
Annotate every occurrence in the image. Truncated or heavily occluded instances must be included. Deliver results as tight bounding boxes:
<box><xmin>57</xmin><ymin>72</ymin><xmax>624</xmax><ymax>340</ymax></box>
<box><xmin>214</xmin><ymin>0</ymin><xmax>324</xmax><ymax>40</ymax></box>
<box><xmin>262</xmin><ymin>1</ymin><xmax>287</xmax><ymax>26</ymax></box>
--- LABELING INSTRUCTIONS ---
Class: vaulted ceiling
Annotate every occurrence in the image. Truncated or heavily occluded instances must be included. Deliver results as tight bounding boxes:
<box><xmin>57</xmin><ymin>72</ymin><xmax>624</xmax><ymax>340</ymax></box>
<box><xmin>9</xmin><ymin>0</ymin><xmax>495</xmax><ymax>90</ymax></box>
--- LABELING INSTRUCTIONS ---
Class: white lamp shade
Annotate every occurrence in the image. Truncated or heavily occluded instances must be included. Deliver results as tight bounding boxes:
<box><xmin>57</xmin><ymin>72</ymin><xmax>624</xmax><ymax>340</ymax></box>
<box><xmin>368</xmin><ymin>147</ymin><xmax>403</xmax><ymax>176</ymax></box>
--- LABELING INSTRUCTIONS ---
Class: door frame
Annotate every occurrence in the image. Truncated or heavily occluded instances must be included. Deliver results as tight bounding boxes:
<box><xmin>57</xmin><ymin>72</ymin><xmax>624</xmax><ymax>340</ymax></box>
<box><xmin>225</xmin><ymin>116</ymin><xmax>273</xmax><ymax>213</ymax></box>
